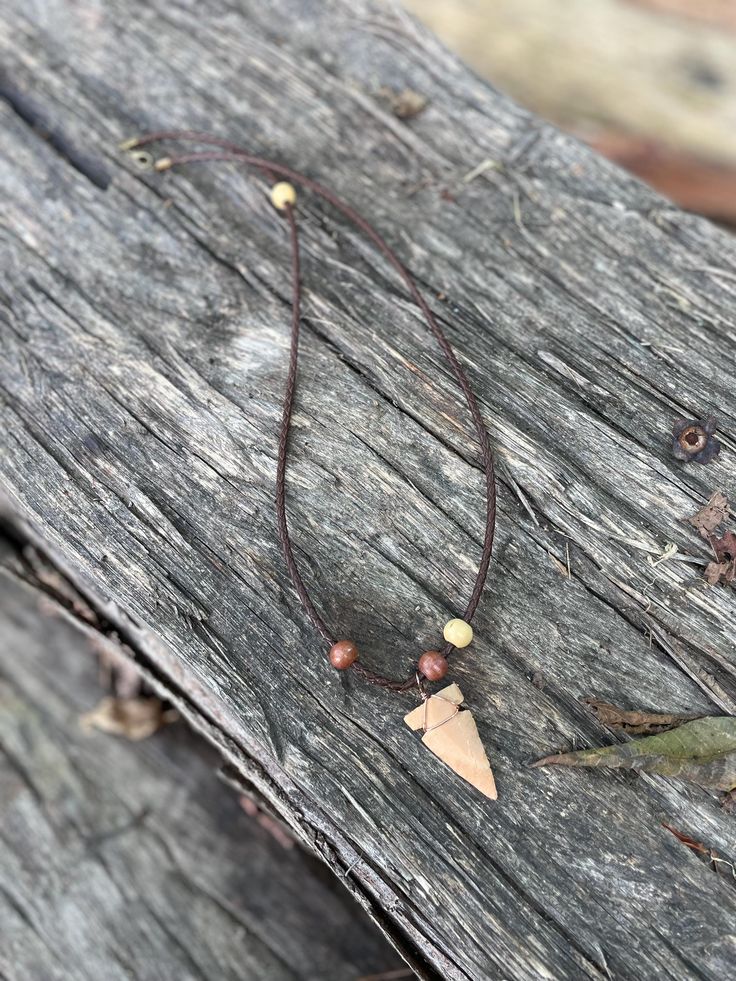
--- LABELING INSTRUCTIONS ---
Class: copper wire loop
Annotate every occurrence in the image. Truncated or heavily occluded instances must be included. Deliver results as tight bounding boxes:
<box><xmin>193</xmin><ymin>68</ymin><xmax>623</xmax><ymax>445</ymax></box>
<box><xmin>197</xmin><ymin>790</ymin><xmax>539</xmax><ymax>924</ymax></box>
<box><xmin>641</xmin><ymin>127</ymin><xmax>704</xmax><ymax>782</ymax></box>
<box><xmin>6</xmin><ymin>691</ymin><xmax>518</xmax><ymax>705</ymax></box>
<box><xmin>131</xmin><ymin>132</ymin><xmax>497</xmax><ymax>693</ymax></box>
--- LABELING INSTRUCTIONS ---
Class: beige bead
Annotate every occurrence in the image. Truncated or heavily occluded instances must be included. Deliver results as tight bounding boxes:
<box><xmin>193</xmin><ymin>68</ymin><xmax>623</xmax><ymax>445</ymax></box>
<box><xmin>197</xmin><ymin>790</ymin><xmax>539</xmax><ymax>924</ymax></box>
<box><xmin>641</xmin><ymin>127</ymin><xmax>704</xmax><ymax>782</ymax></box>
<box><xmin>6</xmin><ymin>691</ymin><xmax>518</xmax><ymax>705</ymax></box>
<box><xmin>270</xmin><ymin>182</ymin><xmax>297</xmax><ymax>210</ymax></box>
<box><xmin>443</xmin><ymin>618</ymin><xmax>473</xmax><ymax>648</ymax></box>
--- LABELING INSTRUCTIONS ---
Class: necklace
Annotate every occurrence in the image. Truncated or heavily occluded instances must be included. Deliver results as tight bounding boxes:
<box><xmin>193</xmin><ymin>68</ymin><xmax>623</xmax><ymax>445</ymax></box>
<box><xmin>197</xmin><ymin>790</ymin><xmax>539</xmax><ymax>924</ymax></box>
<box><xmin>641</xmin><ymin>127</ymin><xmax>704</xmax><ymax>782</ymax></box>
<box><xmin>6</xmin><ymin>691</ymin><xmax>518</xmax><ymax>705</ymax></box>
<box><xmin>123</xmin><ymin>132</ymin><xmax>498</xmax><ymax>798</ymax></box>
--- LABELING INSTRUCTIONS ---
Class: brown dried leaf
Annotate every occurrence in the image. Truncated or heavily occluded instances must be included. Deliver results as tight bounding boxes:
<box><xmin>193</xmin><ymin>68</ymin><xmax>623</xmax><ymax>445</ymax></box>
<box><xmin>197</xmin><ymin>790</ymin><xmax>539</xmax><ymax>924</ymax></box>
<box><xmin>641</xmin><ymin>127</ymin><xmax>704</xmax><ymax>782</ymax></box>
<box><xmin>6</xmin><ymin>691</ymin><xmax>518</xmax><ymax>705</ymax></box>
<box><xmin>80</xmin><ymin>696</ymin><xmax>178</xmax><ymax>741</ymax></box>
<box><xmin>686</xmin><ymin>490</ymin><xmax>729</xmax><ymax>539</ymax></box>
<box><xmin>705</xmin><ymin>561</ymin><xmax>730</xmax><ymax>585</ymax></box>
<box><xmin>532</xmin><ymin>717</ymin><xmax>736</xmax><ymax>791</ymax></box>
<box><xmin>704</xmin><ymin>534</ymin><xmax>736</xmax><ymax>585</ymax></box>
<box><xmin>584</xmin><ymin>698</ymin><xmax>700</xmax><ymax>735</ymax></box>
<box><xmin>712</xmin><ymin>530</ymin><xmax>736</xmax><ymax>563</ymax></box>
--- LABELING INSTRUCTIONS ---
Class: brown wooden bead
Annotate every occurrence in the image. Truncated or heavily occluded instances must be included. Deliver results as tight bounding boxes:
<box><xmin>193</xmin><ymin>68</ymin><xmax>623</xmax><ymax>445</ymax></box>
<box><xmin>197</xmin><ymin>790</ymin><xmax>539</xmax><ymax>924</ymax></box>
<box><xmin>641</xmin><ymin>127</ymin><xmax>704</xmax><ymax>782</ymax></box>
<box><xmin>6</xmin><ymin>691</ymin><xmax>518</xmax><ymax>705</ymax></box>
<box><xmin>418</xmin><ymin>650</ymin><xmax>449</xmax><ymax>681</ymax></box>
<box><xmin>329</xmin><ymin>639</ymin><xmax>358</xmax><ymax>670</ymax></box>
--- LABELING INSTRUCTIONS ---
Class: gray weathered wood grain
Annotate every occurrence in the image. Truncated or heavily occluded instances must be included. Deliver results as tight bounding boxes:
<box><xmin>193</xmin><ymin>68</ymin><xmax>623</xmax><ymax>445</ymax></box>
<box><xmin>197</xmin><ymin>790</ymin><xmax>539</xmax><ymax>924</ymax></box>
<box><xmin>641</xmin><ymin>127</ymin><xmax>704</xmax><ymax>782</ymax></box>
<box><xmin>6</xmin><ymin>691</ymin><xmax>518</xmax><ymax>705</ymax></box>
<box><xmin>2</xmin><ymin>0</ymin><xmax>736</xmax><ymax>977</ymax></box>
<box><xmin>0</xmin><ymin>531</ymin><xmax>403</xmax><ymax>981</ymax></box>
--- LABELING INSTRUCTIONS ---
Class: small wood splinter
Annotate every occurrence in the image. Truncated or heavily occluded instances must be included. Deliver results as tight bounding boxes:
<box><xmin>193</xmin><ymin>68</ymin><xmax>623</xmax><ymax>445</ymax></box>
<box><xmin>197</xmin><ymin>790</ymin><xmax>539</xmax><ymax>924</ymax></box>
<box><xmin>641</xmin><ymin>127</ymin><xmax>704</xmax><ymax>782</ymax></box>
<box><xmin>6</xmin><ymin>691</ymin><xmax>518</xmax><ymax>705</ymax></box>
<box><xmin>404</xmin><ymin>683</ymin><xmax>497</xmax><ymax>800</ymax></box>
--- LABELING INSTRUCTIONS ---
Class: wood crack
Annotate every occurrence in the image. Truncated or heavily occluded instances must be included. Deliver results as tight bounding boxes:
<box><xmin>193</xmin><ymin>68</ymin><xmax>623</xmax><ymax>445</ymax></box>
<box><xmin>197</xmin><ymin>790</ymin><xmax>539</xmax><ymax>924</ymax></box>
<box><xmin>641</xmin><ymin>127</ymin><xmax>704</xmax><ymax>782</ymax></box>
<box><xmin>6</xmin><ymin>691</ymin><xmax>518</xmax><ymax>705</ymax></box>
<box><xmin>0</xmin><ymin>77</ymin><xmax>110</xmax><ymax>189</ymax></box>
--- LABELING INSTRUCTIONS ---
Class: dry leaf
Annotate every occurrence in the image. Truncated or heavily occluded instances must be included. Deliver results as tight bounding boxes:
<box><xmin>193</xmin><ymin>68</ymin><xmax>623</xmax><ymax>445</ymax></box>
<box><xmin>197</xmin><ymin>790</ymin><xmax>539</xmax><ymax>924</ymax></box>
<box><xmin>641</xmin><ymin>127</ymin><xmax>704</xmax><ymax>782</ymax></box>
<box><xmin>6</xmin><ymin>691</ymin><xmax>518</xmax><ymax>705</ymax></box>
<box><xmin>712</xmin><ymin>530</ymin><xmax>736</xmax><ymax>563</ymax></box>
<box><xmin>704</xmin><ymin>532</ymin><xmax>736</xmax><ymax>585</ymax></box>
<box><xmin>584</xmin><ymin>698</ymin><xmax>700</xmax><ymax>735</ymax></box>
<box><xmin>532</xmin><ymin>717</ymin><xmax>736</xmax><ymax>791</ymax></box>
<box><xmin>80</xmin><ymin>696</ymin><xmax>177</xmax><ymax>741</ymax></box>
<box><xmin>686</xmin><ymin>490</ymin><xmax>729</xmax><ymax>539</ymax></box>
<box><xmin>705</xmin><ymin>559</ymin><xmax>736</xmax><ymax>586</ymax></box>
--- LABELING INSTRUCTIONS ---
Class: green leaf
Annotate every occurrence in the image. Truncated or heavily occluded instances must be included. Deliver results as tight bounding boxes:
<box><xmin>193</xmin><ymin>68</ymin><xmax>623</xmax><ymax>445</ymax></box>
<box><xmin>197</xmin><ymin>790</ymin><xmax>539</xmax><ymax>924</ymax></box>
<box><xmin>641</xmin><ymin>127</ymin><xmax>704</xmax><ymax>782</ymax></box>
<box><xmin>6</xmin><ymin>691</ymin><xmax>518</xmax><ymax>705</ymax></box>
<box><xmin>532</xmin><ymin>717</ymin><xmax>736</xmax><ymax>791</ymax></box>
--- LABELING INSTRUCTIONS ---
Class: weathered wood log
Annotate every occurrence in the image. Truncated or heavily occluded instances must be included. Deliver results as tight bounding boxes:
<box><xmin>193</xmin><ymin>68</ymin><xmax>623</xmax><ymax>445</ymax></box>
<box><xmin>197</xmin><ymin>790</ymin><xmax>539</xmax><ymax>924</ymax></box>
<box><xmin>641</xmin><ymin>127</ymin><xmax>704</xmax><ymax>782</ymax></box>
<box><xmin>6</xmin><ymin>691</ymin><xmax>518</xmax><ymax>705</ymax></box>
<box><xmin>0</xmin><ymin>531</ymin><xmax>402</xmax><ymax>981</ymax></box>
<box><xmin>405</xmin><ymin>0</ymin><xmax>736</xmax><ymax>224</ymax></box>
<box><xmin>2</xmin><ymin>0</ymin><xmax>736</xmax><ymax>977</ymax></box>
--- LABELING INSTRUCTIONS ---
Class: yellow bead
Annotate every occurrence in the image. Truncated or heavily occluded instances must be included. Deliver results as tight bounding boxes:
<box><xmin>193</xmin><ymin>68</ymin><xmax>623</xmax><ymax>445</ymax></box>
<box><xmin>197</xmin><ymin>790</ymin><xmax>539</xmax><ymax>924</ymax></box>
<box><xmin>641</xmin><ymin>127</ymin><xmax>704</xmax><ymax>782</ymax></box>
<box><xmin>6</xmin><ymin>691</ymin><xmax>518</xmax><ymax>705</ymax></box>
<box><xmin>443</xmin><ymin>618</ymin><xmax>473</xmax><ymax>648</ymax></box>
<box><xmin>270</xmin><ymin>182</ymin><xmax>297</xmax><ymax>210</ymax></box>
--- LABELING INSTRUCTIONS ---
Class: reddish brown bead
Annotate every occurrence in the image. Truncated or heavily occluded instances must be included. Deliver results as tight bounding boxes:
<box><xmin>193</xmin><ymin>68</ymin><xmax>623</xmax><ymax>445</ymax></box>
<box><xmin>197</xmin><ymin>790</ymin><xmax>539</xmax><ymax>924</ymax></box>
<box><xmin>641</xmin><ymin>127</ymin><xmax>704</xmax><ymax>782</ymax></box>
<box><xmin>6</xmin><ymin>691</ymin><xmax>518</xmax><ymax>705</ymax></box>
<box><xmin>418</xmin><ymin>650</ymin><xmax>449</xmax><ymax>681</ymax></box>
<box><xmin>329</xmin><ymin>639</ymin><xmax>359</xmax><ymax>670</ymax></box>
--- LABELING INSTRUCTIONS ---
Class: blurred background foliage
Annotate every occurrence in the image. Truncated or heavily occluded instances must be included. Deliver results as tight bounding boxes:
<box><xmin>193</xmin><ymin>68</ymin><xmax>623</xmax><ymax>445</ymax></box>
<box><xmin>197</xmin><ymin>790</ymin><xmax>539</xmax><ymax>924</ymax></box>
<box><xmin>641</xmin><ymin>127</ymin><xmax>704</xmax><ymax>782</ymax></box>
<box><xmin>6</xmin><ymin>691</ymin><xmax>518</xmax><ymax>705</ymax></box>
<box><xmin>406</xmin><ymin>0</ymin><xmax>736</xmax><ymax>225</ymax></box>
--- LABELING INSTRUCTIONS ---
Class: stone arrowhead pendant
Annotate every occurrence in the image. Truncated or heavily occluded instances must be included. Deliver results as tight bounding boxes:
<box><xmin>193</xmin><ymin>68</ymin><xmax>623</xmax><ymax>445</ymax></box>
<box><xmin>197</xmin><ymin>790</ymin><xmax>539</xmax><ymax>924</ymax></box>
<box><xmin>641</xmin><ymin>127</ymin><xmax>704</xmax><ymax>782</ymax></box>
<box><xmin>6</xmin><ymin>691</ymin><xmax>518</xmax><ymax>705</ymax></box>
<box><xmin>404</xmin><ymin>683</ymin><xmax>497</xmax><ymax>799</ymax></box>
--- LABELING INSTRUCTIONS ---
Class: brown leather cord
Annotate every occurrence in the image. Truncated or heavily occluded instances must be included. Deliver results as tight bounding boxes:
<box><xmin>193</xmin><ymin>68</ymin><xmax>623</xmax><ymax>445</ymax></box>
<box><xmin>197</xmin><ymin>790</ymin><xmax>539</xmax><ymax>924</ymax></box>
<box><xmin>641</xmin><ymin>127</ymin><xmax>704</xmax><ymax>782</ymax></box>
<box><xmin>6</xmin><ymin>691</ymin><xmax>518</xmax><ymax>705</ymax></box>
<box><xmin>128</xmin><ymin>132</ymin><xmax>496</xmax><ymax>693</ymax></box>
<box><xmin>278</xmin><ymin>202</ymin><xmax>334</xmax><ymax>644</ymax></box>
